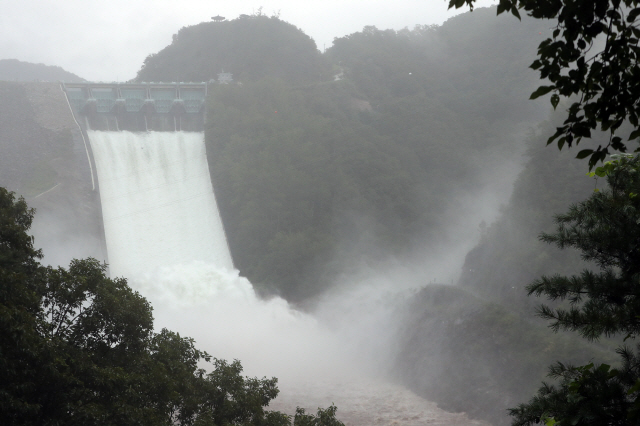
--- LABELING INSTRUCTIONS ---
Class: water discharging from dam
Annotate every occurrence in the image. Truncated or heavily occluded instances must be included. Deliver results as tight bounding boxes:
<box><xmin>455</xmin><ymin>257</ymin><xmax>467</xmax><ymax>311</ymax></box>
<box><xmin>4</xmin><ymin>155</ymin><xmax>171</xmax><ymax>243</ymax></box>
<box><xmin>88</xmin><ymin>130</ymin><xmax>350</xmax><ymax>381</ymax></box>
<box><xmin>89</xmin><ymin>131</ymin><xmax>233</xmax><ymax>277</ymax></box>
<box><xmin>88</xmin><ymin>130</ymin><xmax>487</xmax><ymax>426</ymax></box>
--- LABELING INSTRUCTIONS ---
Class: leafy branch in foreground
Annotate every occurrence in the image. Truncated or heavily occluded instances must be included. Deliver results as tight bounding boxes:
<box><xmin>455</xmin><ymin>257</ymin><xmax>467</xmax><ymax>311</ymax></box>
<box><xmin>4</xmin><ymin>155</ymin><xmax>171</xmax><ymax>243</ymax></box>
<box><xmin>449</xmin><ymin>0</ymin><xmax>640</xmax><ymax>168</ymax></box>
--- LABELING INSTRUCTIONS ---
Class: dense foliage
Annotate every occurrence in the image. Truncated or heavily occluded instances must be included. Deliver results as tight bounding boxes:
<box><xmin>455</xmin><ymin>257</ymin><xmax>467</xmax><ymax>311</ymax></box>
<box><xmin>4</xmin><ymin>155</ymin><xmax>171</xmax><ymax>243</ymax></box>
<box><xmin>509</xmin><ymin>154</ymin><xmax>640</xmax><ymax>425</ymax></box>
<box><xmin>450</xmin><ymin>0</ymin><xmax>640</xmax><ymax>167</ymax></box>
<box><xmin>135</xmin><ymin>14</ymin><xmax>330</xmax><ymax>84</ymax></box>
<box><xmin>442</xmin><ymin>0</ymin><xmax>640</xmax><ymax>423</ymax></box>
<box><xmin>0</xmin><ymin>187</ymin><xmax>342</xmax><ymax>426</ymax></box>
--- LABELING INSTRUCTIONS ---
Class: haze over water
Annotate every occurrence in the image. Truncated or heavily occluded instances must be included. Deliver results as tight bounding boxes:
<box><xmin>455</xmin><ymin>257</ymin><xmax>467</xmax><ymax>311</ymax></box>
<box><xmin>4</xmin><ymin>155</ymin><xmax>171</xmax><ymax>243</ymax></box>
<box><xmin>89</xmin><ymin>130</ymin><xmax>357</xmax><ymax>381</ymax></box>
<box><xmin>88</xmin><ymin>130</ymin><xmax>489</xmax><ymax>425</ymax></box>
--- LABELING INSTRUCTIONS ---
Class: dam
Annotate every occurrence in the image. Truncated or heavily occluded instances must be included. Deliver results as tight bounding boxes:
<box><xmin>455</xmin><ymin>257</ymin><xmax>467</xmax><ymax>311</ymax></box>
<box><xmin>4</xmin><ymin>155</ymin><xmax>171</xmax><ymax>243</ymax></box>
<box><xmin>63</xmin><ymin>82</ymin><xmax>207</xmax><ymax>132</ymax></box>
<box><xmin>61</xmin><ymin>82</ymin><xmax>233</xmax><ymax>278</ymax></box>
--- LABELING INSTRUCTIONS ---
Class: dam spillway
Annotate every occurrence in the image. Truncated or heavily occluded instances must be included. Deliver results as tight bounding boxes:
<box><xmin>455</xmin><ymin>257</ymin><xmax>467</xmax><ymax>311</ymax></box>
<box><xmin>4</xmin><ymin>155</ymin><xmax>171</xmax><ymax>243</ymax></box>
<box><xmin>61</xmin><ymin>82</ymin><xmax>233</xmax><ymax>278</ymax></box>
<box><xmin>88</xmin><ymin>130</ymin><xmax>233</xmax><ymax>278</ymax></box>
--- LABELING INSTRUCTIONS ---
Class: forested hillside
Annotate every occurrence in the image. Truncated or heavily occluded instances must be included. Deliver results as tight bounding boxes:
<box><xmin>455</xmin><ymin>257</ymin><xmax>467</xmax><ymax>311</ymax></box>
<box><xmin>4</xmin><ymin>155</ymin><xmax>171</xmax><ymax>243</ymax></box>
<box><xmin>0</xmin><ymin>59</ymin><xmax>85</xmax><ymax>82</ymax></box>
<box><xmin>196</xmin><ymin>9</ymin><xmax>553</xmax><ymax>300</ymax></box>
<box><xmin>135</xmin><ymin>14</ymin><xmax>330</xmax><ymax>84</ymax></box>
<box><xmin>389</xmin><ymin>112</ymin><xmax>619</xmax><ymax>424</ymax></box>
<box><xmin>130</xmin><ymin>9</ymin><xmax>620</xmax><ymax>424</ymax></box>
<box><xmin>392</xmin><ymin>283</ymin><xmax>615</xmax><ymax>426</ymax></box>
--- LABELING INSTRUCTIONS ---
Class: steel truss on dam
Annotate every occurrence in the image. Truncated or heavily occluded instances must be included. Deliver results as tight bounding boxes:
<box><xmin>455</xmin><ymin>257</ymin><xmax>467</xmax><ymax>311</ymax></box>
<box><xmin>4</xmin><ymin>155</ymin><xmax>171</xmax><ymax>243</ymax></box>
<box><xmin>62</xmin><ymin>82</ymin><xmax>208</xmax><ymax>132</ymax></box>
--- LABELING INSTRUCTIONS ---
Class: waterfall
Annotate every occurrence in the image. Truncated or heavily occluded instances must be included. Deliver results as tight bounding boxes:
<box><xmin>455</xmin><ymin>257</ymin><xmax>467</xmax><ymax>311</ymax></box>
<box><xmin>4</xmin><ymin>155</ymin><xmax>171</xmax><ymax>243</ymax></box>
<box><xmin>88</xmin><ymin>131</ymin><xmax>233</xmax><ymax>278</ymax></box>
<box><xmin>87</xmin><ymin>130</ymin><xmax>345</xmax><ymax>380</ymax></box>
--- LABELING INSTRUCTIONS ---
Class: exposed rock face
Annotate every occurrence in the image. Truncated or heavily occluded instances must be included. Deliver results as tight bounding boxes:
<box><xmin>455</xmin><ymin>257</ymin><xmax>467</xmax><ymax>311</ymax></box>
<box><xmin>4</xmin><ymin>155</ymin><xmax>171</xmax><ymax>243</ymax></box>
<box><xmin>0</xmin><ymin>81</ymin><xmax>106</xmax><ymax>267</ymax></box>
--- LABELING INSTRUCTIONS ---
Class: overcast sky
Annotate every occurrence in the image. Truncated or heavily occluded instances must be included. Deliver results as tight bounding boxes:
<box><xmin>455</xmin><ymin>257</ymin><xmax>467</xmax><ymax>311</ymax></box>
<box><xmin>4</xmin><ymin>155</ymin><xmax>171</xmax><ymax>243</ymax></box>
<box><xmin>0</xmin><ymin>0</ymin><xmax>495</xmax><ymax>82</ymax></box>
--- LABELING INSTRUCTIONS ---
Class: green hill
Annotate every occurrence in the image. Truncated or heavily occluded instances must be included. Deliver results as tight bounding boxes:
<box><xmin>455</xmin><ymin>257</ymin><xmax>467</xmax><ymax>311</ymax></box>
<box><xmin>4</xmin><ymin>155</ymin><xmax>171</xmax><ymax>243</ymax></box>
<box><xmin>199</xmin><ymin>8</ymin><xmax>551</xmax><ymax>300</ymax></box>
<box><xmin>0</xmin><ymin>59</ymin><xmax>85</xmax><ymax>82</ymax></box>
<box><xmin>135</xmin><ymin>14</ymin><xmax>330</xmax><ymax>84</ymax></box>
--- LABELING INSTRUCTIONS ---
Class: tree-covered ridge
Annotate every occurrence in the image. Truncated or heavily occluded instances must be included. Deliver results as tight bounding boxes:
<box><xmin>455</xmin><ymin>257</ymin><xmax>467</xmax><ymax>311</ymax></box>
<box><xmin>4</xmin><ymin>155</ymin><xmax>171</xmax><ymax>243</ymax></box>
<box><xmin>135</xmin><ymin>14</ymin><xmax>330</xmax><ymax>84</ymax></box>
<box><xmin>0</xmin><ymin>187</ymin><xmax>343</xmax><ymax>426</ymax></box>
<box><xmin>0</xmin><ymin>59</ymin><xmax>85</xmax><ymax>83</ymax></box>
<box><xmin>203</xmin><ymin>8</ymin><xmax>553</xmax><ymax>300</ymax></box>
<box><xmin>328</xmin><ymin>7</ymin><xmax>547</xmax><ymax>116</ymax></box>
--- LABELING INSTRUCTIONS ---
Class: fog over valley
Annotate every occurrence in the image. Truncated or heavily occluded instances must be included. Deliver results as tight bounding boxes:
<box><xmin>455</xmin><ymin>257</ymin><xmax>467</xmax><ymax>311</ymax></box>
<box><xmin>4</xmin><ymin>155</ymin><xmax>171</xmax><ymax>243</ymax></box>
<box><xmin>1</xmin><ymin>2</ymin><xmax>636</xmax><ymax>426</ymax></box>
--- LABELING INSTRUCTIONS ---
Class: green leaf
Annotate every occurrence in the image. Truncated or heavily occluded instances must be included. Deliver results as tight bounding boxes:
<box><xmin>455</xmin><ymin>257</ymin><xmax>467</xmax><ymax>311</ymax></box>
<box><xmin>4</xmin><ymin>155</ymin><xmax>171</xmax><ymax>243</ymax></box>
<box><xmin>594</xmin><ymin>166</ymin><xmax>607</xmax><ymax>177</ymax></box>
<box><xmin>511</xmin><ymin>6</ymin><xmax>521</xmax><ymax>20</ymax></box>
<box><xmin>530</xmin><ymin>85</ymin><xmax>554</xmax><ymax>99</ymax></box>
<box><xmin>551</xmin><ymin>94</ymin><xmax>560</xmax><ymax>109</ymax></box>
<box><xmin>576</xmin><ymin>149</ymin><xmax>594</xmax><ymax>159</ymax></box>
<box><xmin>496</xmin><ymin>0</ymin><xmax>509</xmax><ymax>14</ymax></box>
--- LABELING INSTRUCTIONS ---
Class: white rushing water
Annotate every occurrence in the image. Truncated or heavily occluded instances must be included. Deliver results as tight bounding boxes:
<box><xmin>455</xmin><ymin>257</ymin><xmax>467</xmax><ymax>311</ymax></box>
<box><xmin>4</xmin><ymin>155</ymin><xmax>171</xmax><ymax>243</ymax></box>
<box><xmin>88</xmin><ymin>130</ymin><xmax>489</xmax><ymax>425</ymax></box>
<box><xmin>89</xmin><ymin>131</ymin><xmax>233</xmax><ymax>278</ymax></box>
<box><xmin>89</xmin><ymin>130</ymin><xmax>351</xmax><ymax>381</ymax></box>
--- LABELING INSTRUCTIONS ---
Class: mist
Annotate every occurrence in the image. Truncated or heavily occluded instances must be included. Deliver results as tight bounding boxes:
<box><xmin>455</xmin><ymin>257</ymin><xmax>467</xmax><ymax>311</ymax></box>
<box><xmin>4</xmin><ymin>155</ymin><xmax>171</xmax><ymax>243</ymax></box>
<box><xmin>0</xmin><ymin>4</ymin><xmax>592</xmax><ymax>425</ymax></box>
<box><xmin>44</xmin><ymin>122</ymin><xmax>517</xmax><ymax>426</ymax></box>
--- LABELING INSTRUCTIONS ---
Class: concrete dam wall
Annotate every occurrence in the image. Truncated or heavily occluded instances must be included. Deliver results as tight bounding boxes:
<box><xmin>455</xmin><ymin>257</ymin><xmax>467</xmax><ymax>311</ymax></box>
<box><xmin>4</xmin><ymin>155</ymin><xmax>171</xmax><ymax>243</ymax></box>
<box><xmin>0</xmin><ymin>81</ymin><xmax>210</xmax><ymax>270</ymax></box>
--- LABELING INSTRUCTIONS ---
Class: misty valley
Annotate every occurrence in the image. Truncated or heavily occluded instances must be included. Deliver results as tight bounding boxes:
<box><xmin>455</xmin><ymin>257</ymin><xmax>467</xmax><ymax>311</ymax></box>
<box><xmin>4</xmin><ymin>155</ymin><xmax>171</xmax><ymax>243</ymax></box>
<box><xmin>2</xmin><ymin>4</ymin><xmax>639</xmax><ymax>426</ymax></box>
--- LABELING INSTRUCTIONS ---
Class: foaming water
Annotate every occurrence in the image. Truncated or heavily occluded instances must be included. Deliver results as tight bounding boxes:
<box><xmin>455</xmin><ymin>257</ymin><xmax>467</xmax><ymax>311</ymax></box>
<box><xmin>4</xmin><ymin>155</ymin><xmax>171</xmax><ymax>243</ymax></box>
<box><xmin>132</xmin><ymin>260</ymin><xmax>357</xmax><ymax>381</ymax></box>
<box><xmin>88</xmin><ymin>131</ymin><xmax>360</xmax><ymax>382</ymax></box>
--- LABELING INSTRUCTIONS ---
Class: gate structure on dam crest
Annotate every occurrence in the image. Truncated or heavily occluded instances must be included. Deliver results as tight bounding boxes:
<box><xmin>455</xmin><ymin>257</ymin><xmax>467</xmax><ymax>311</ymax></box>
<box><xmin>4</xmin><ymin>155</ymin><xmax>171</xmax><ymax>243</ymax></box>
<box><xmin>63</xmin><ymin>82</ymin><xmax>208</xmax><ymax>132</ymax></box>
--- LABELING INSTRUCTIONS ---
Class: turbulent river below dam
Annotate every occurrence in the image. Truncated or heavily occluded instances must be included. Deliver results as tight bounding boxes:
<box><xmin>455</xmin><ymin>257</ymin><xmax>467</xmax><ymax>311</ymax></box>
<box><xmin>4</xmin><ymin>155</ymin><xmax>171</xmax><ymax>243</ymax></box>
<box><xmin>87</xmin><ymin>130</ymin><xmax>489</xmax><ymax>426</ymax></box>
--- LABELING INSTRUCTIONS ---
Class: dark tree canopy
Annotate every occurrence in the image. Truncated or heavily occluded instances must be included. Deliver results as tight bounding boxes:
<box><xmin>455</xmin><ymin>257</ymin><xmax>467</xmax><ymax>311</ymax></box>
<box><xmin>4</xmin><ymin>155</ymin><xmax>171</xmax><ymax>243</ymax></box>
<box><xmin>450</xmin><ymin>0</ymin><xmax>640</xmax><ymax>167</ymax></box>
